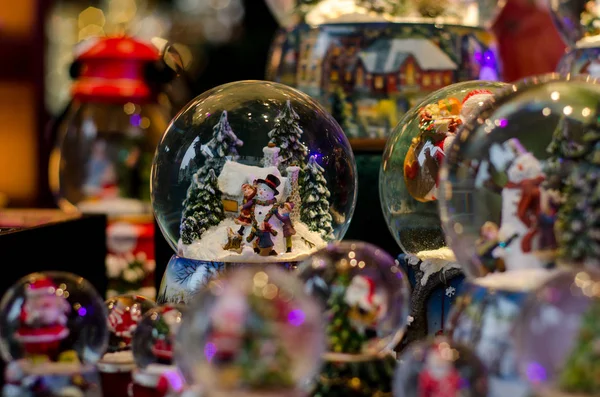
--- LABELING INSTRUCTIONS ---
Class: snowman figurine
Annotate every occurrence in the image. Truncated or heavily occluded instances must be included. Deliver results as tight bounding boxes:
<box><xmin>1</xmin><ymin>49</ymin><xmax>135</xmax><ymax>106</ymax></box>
<box><xmin>344</xmin><ymin>275</ymin><xmax>388</xmax><ymax>339</ymax></box>
<box><xmin>243</xmin><ymin>174</ymin><xmax>281</xmax><ymax>255</ymax></box>
<box><xmin>418</xmin><ymin>342</ymin><xmax>462</xmax><ymax>397</ymax></box>
<box><xmin>493</xmin><ymin>138</ymin><xmax>547</xmax><ymax>270</ymax></box>
<box><xmin>15</xmin><ymin>277</ymin><xmax>71</xmax><ymax>361</ymax></box>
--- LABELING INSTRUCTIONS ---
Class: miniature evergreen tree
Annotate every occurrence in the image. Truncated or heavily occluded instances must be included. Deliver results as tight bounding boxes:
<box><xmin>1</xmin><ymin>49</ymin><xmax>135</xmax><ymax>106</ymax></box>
<box><xmin>326</xmin><ymin>274</ymin><xmax>366</xmax><ymax>354</ymax></box>
<box><xmin>555</xmin><ymin>163</ymin><xmax>600</xmax><ymax>268</ymax></box>
<box><xmin>196</xmin><ymin>110</ymin><xmax>244</xmax><ymax>180</ymax></box>
<box><xmin>301</xmin><ymin>155</ymin><xmax>335</xmax><ymax>241</ymax></box>
<box><xmin>330</xmin><ymin>86</ymin><xmax>352</xmax><ymax>134</ymax></box>
<box><xmin>558</xmin><ymin>300</ymin><xmax>600</xmax><ymax>394</ymax></box>
<box><xmin>180</xmin><ymin>169</ymin><xmax>224</xmax><ymax>244</ymax></box>
<box><xmin>268</xmin><ymin>100</ymin><xmax>309</xmax><ymax>170</ymax></box>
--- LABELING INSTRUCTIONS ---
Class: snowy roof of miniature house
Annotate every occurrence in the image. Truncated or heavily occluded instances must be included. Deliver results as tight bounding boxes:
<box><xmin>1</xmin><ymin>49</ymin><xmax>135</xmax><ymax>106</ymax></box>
<box><xmin>358</xmin><ymin>38</ymin><xmax>457</xmax><ymax>73</ymax></box>
<box><xmin>218</xmin><ymin>161</ymin><xmax>287</xmax><ymax>201</ymax></box>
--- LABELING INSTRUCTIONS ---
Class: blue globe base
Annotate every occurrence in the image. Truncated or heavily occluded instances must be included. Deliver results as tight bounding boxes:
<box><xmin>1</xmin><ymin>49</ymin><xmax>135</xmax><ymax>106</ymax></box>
<box><xmin>156</xmin><ymin>254</ymin><xmax>299</xmax><ymax>304</ymax></box>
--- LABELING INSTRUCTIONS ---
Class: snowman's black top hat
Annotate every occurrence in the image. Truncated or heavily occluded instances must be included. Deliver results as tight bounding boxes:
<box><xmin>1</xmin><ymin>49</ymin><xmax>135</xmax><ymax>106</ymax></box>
<box><xmin>256</xmin><ymin>174</ymin><xmax>280</xmax><ymax>196</ymax></box>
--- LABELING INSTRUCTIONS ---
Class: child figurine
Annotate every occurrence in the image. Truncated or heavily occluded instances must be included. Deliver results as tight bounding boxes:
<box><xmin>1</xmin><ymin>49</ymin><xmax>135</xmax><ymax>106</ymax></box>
<box><xmin>475</xmin><ymin>222</ymin><xmax>506</xmax><ymax>275</ymax></box>
<box><xmin>235</xmin><ymin>183</ymin><xmax>258</xmax><ymax>235</ymax></box>
<box><xmin>247</xmin><ymin>222</ymin><xmax>278</xmax><ymax>256</ymax></box>
<box><xmin>274</xmin><ymin>202</ymin><xmax>296</xmax><ymax>253</ymax></box>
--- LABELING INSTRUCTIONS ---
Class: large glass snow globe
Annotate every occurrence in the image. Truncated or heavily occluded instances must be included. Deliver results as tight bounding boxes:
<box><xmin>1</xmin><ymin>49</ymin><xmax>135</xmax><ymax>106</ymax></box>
<box><xmin>380</xmin><ymin>80</ymin><xmax>507</xmax><ymax>266</ymax></box>
<box><xmin>265</xmin><ymin>0</ymin><xmax>503</xmax><ymax>144</ymax></box>
<box><xmin>153</xmin><ymin>80</ymin><xmax>357</xmax><ymax>302</ymax></box>
<box><xmin>438</xmin><ymin>74</ymin><xmax>600</xmax><ymax>280</ymax></box>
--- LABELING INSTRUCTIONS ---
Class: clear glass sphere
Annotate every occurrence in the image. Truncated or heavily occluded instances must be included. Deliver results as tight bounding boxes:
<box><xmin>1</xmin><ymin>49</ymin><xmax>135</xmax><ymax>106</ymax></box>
<box><xmin>265</xmin><ymin>0</ymin><xmax>502</xmax><ymax>28</ymax></box>
<box><xmin>105</xmin><ymin>294</ymin><xmax>156</xmax><ymax>353</ymax></box>
<box><xmin>393</xmin><ymin>335</ymin><xmax>489</xmax><ymax>397</ymax></box>
<box><xmin>439</xmin><ymin>74</ymin><xmax>600</xmax><ymax>279</ymax></box>
<box><xmin>174</xmin><ymin>266</ymin><xmax>324</xmax><ymax>395</ymax></box>
<box><xmin>51</xmin><ymin>102</ymin><xmax>169</xmax><ymax>215</ymax></box>
<box><xmin>132</xmin><ymin>304</ymin><xmax>185</xmax><ymax>369</ymax></box>
<box><xmin>0</xmin><ymin>272</ymin><xmax>108</xmax><ymax>364</ymax></box>
<box><xmin>296</xmin><ymin>241</ymin><xmax>410</xmax><ymax>359</ymax></box>
<box><xmin>548</xmin><ymin>0</ymin><xmax>600</xmax><ymax>47</ymax></box>
<box><xmin>513</xmin><ymin>269</ymin><xmax>600</xmax><ymax>396</ymax></box>
<box><xmin>380</xmin><ymin>80</ymin><xmax>507</xmax><ymax>257</ymax></box>
<box><xmin>151</xmin><ymin>80</ymin><xmax>357</xmax><ymax>263</ymax></box>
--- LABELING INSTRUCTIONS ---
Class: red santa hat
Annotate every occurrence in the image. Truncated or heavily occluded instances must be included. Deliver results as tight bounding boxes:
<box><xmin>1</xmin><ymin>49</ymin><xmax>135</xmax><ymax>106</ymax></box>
<box><xmin>25</xmin><ymin>277</ymin><xmax>56</xmax><ymax>297</ymax></box>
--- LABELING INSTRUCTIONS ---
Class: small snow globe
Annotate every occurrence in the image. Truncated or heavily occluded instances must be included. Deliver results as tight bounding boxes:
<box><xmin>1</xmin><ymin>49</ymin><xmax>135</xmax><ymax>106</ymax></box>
<box><xmin>153</xmin><ymin>80</ymin><xmax>357</xmax><ymax>303</ymax></box>
<box><xmin>393</xmin><ymin>336</ymin><xmax>488</xmax><ymax>397</ymax></box>
<box><xmin>380</xmin><ymin>80</ymin><xmax>507</xmax><ymax>260</ymax></box>
<box><xmin>129</xmin><ymin>304</ymin><xmax>189</xmax><ymax>396</ymax></box>
<box><xmin>265</xmin><ymin>0</ymin><xmax>503</xmax><ymax>143</ymax></box>
<box><xmin>550</xmin><ymin>0</ymin><xmax>600</xmax><ymax>78</ymax></box>
<box><xmin>438</xmin><ymin>74</ymin><xmax>600</xmax><ymax>279</ymax></box>
<box><xmin>513</xmin><ymin>269</ymin><xmax>600</xmax><ymax>397</ymax></box>
<box><xmin>96</xmin><ymin>294</ymin><xmax>156</xmax><ymax>397</ymax></box>
<box><xmin>296</xmin><ymin>241</ymin><xmax>410</xmax><ymax>359</ymax></box>
<box><xmin>175</xmin><ymin>266</ymin><xmax>324</xmax><ymax>396</ymax></box>
<box><xmin>0</xmin><ymin>272</ymin><xmax>108</xmax><ymax>395</ymax></box>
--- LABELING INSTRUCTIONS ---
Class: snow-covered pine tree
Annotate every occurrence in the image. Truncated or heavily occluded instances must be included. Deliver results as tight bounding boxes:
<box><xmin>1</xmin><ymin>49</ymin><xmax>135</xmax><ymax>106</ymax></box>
<box><xmin>180</xmin><ymin>169</ymin><xmax>224</xmax><ymax>244</ymax></box>
<box><xmin>196</xmin><ymin>110</ymin><xmax>244</xmax><ymax>181</ymax></box>
<box><xmin>301</xmin><ymin>155</ymin><xmax>335</xmax><ymax>241</ymax></box>
<box><xmin>268</xmin><ymin>100</ymin><xmax>309</xmax><ymax>170</ymax></box>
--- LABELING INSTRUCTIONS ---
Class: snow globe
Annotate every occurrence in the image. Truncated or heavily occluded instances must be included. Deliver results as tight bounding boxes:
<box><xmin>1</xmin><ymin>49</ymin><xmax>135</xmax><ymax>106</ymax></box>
<box><xmin>513</xmin><ymin>268</ymin><xmax>600</xmax><ymax>397</ymax></box>
<box><xmin>295</xmin><ymin>241</ymin><xmax>410</xmax><ymax>396</ymax></box>
<box><xmin>439</xmin><ymin>74</ymin><xmax>600</xmax><ymax>397</ymax></box>
<box><xmin>550</xmin><ymin>0</ymin><xmax>600</xmax><ymax>78</ymax></box>
<box><xmin>153</xmin><ymin>80</ymin><xmax>357</xmax><ymax>304</ymax></box>
<box><xmin>379</xmin><ymin>80</ymin><xmax>507</xmax><ymax>345</ymax></box>
<box><xmin>97</xmin><ymin>294</ymin><xmax>156</xmax><ymax>397</ymax></box>
<box><xmin>175</xmin><ymin>266</ymin><xmax>324</xmax><ymax>396</ymax></box>
<box><xmin>129</xmin><ymin>304</ymin><xmax>193</xmax><ymax>397</ymax></box>
<box><xmin>50</xmin><ymin>36</ymin><xmax>178</xmax><ymax>300</ymax></box>
<box><xmin>393</xmin><ymin>335</ymin><xmax>488</xmax><ymax>397</ymax></box>
<box><xmin>0</xmin><ymin>271</ymin><xmax>109</xmax><ymax>396</ymax></box>
<box><xmin>265</xmin><ymin>0</ymin><xmax>503</xmax><ymax>145</ymax></box>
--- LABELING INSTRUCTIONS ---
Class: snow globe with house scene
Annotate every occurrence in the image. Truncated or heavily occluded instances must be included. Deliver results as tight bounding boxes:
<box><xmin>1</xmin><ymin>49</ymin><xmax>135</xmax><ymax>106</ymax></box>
<box><xmin>265</xmin><ymin>0</ymin><xmax>503</xmax><ymax>145</ymax></box>
<box><xmin>378</xmin><ymin>80</ymin><xmax>507</xmax><ymax>345</ymax></box>
<box><xmin>153</xmin><ymin>80</ymin><xmax>357</xmax><ymax>304</ymax></box>
<box><xmin>438</xmin><ymin>74</ymin><xmax>600</xmax><ymax>397</ymax></box>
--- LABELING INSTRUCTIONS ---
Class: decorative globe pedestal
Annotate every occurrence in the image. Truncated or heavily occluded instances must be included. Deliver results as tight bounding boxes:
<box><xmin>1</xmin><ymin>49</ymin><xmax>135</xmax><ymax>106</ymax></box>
<box><xmin>396</xmin><ymin>253</ymin><xmax>465</xmax><ymax>350</ymax></box>
<box><xmin>557</xmin><ymin>38</ymin><xmax>600</xmax><ymax>78</ymax></box>
<box><xmin>447</xmin><ymin>270</ymin><xmax>559</xmax><ymax>397</ymax></box>
<box><xmin>157</xmin><ymin>255</ymin><xmax>299</xmax><ymax>304</ymax></box>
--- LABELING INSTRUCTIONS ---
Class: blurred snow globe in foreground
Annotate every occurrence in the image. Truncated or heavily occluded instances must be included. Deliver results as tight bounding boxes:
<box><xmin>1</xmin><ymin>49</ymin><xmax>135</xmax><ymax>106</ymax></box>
<box><xmin>393</xmin><ymin>335</ymin><xmax>489</xmax><ymax>397</ymax></box>
<box><xmin>0</xmin><ymin>272</ymin><xmax>108</xmax><ymax>394</ymax></box>
<box><xmin>380</xmin><ymin>80</ymin><xmax>507</xmax><ymax>267</ymax></box>
<box><xmin>174</xmin><ymin>266</ymin><xmax>324</xmax><ymax>396</ymax></box>
<box><xmin>296</xmin><ymin>241</ymin><xmax>410</xmax><ymax>360</ymax></box>
<box><xmin>153</xmin><ymin>80</ymin><xmax>357</xmax><ymax>303</ymax></box>
<box><xmin>513</xmin><ymin>268</ymin><xmax>600</xmax><ymax>397</ymax></box>
<box><xmin>438</xmin><ymin>74</ymin><xmax>600</xmax><ymax>280</ymax></box>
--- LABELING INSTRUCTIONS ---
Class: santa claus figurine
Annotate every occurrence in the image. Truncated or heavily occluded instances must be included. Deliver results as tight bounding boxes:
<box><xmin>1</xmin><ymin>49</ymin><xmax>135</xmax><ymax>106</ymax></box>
<box><xmin>15</xmin><ymin>277</ymin><xmax>71</xmax><ymax>360</ymax></box>
<box><xmin>418</xmin><ymin>342</ymin><xmax>462</xmax><ymax>397</ymax></box>
<box><xmin>108</xmin><ymin>299</ymin><xmax>143</xmax><ymax>347</ymax></box>
<box><xmin>459</xmin><ymin>89</ymin><xmax>494</xmax><ymax>123</ymax></box>
<box><xmin>344</xmin><ymin>275</ymin><xmax>388</xmax><ymax>339</ymax></box>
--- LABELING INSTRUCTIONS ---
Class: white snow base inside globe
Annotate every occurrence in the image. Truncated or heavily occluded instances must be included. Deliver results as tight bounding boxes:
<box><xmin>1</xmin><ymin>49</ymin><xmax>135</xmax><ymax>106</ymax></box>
<box><xmin>472</xmin><ymin>268</ymin><xmax>561</xmax><ymax>292</ymax></box>
<box><xmin>406</xmin><ymin>247</ymin><xmax>461</xmax><ymax>285</ymax></box>
<box><xmin>180</xmin><ymin>218</ymin><xmax>327</xmax><ymax>263</ymax></box>
<box><xmin>97</xmin><ymin>350</ymin><xmax>135</xmax><ymax>372</ymax></box>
